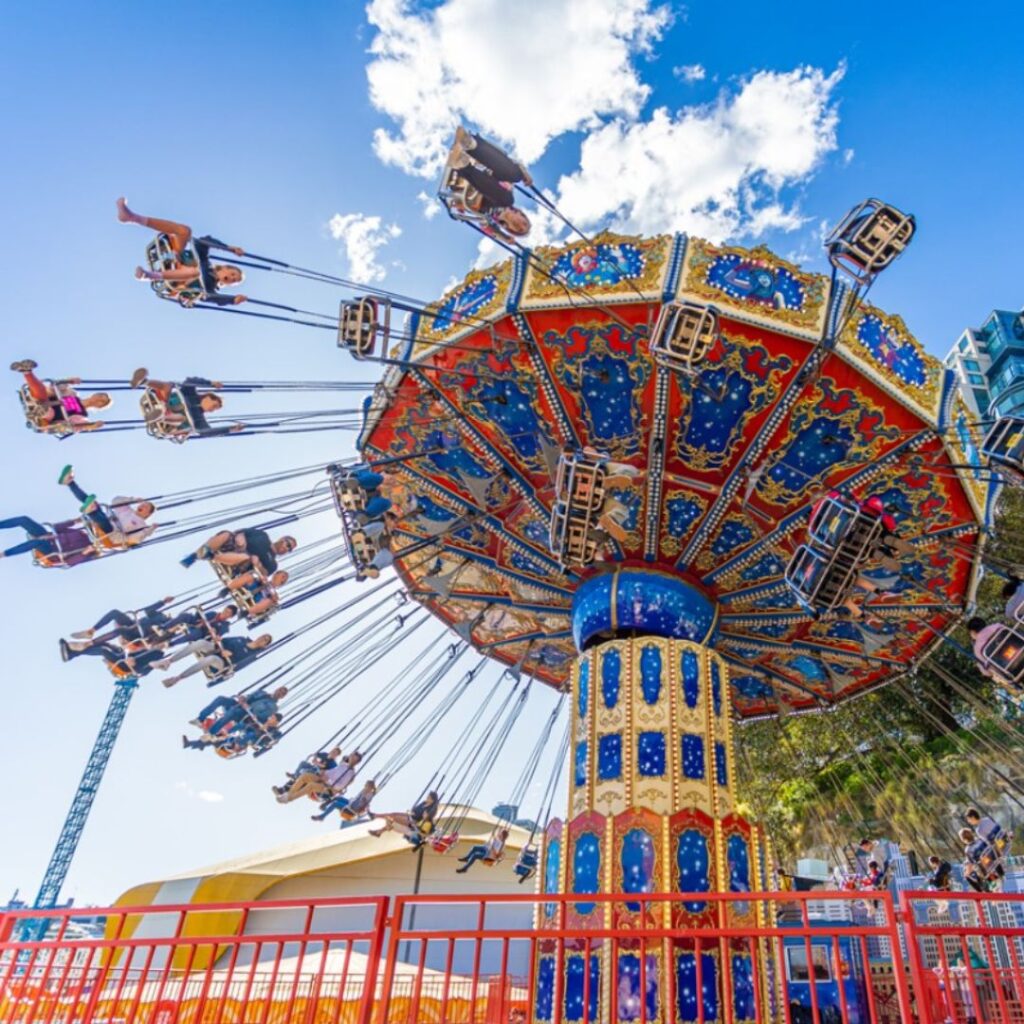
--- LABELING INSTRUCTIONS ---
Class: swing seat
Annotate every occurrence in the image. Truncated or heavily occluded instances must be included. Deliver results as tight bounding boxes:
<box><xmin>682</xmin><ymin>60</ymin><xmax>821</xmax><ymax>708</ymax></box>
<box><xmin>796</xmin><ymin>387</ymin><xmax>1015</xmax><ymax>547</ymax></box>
<box><xmin>807</xmin><ymin>493</ymin><xmax>886</xmax><ymax>556</ymax></box>
<box><xmin>215</xmin><ymin>743</ymin><xmax>246</xmax><ymax>760</ymax></box>
<box><xmin>649</xmin><ymin>302</ymin><xmax>720</xmax><ymax>376</ymax></box>
<box><xmin>328</xmin><ymin>468</ymin><xmax>369</xmax><ymax>514</ymax></box>
<box><xmin>429</xmin><ymin>832</ymin><xmax>458</xmax><ymax>854</ymax></box>
<box><xmin>337</xmin><ymin>297</ymin><xmax>390</xmax><ymax>359</ymax></box>
<box><xmin>979</xmin><ymin>624</ymin><xmax>1024</xmax><ymax>687</ymax></box>
<box><xmin>140</xmin><ymin>386</ymin><xmax>194</xmax><ymax>443</ymax></box>
<box><xmin>18</xmin><ymin>382</ymin><xmax>81</xmax><ymax>436</ymax></box>
<box><xmin>83</xmin><ymin>511</ymin><xmax>128</xmax><ymax>553</ymax></box>
<box><xmin>211</xmin><ymin>561</ymin><xmax>278</xmax><ymax>621</ymax></box>
<box><xmin>825</xmin><ymin>199</ymin><xmax>915</xmax><ymax>285</ymax></box>
<box><xmin>785</xmin><ymin>544</ymin><xmax>863</xmax><ymax>614</ymax></box>
<box><xmin>480</xmin><ymin>853</ymin><xmax>503</xmax><ymax>867</ymax></box>
<box><xmin>201</xmin><ymin>653</ymin><xmax>234</xmax><ymax>685</ymax></box>
<box><xmin>982</xmin><ymin>417</ymin><xmax>1024</xmax><ymax>485</ymax></box>
<box><xmin>550</xmin><ymin>450</ymin><xmax>612</xmax><ymax>569</ymax></box>
<box><xmin>145</xmin><ymin>234</ymin><xmax>207</xmax><ymax>307</ymax></box>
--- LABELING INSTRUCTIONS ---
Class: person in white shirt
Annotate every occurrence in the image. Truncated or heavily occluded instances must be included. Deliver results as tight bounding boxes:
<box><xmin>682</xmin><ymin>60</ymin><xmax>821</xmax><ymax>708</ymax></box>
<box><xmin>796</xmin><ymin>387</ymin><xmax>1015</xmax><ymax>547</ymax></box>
<box><xmin>57</xmin><ymin>465</ymin><xmax>157</xmax><ymax>547</ymax></box>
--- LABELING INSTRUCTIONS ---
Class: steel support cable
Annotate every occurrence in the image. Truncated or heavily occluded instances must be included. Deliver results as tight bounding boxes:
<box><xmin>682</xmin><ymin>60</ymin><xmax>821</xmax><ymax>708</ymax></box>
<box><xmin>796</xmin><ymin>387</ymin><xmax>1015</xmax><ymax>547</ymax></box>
<box><xmin>377</xmin><ymin>656</ymin><xmax>491</xmax><ymax>788</ymax></box>
<box><xmin>925</xmin><ymin>657</ymin><xmax>1024</xmax><ymax>749</ymax></box>
<box><xmin>531</xmin><ymin>719</ymin><xmax>570</xmax><ymax>840</ymax></box>
<box><xmin>154</xmin><ymin>490</ymin><xmax>330</xmax><ymax>530</ymax></box>
<box><xmin>277</xmin><ymin>611</ymin><xmax>432</xmax><ymax>732</ymax></box>
<box><xmin>905</xmin><ymin>671</ymin><xmax>1024</xmax><ymax>781</ymax></box>
<box><xmin>439</xmin><ymin>681</ymin><xmax>533</xmax><ymax>834</ymax></box>
<box><xmin>257</xmin><ymin>602</ymin><xmax>422</xmax><ymax>727</ymax></box>
<box><xmin>892</xmin><ymin>676</ymin><xmax>1024</xmax><ymax>811</ymax></box>
<box><xmin>504</xmin><ymin>696</ymin><xmax>564</xmax><ymax>810</ymax></box>
<box><xmin>915</xmin><ymin>662</ymin><xmax>1024</xmax><ymax>781</ymax></box>
<box><xmin>823</xmin><ymin>708</ymin><xmax>941</xmax><ymax>855</ymax></box>
<box><xmin>517</xmin><ymin>183</ymin><xmax>651</xmax><ymax>306</ymax></box>
<box><xmin>210</xmin><ymin>250</ymin><xmax>541</xmax><ymax>343</ymax></box>
<box><xmin>243</xmin><ymin>579</ymin><xmax>404</xmax><ymax>677</ymax></box>
<box><xmin>847</xmin><ymin>700</ymin><xmax>974</xmax><ymax>851</ymax></box>
<box><xmin>147</xmin><ymin>460</ymin><xmax>336</xmax><ymax>506</ymax></box>
<box><xmin>417</xmin><ymin>668</ymin><xmax>509</xmax><ymax>800</ymax></box>
<box><xmin>349</xmin><ymin>639</ymin><xmax>468</xmax><ymax>757</ymax></box>
<box><xmin>867</xmin><ymin>693</ymin><xmax>998</xmax><ymax>850</ymax></box>
<box><xmin>249</xmin><ymin>611</ymin><xmax>399</xmax><ymax>711</ymax></box>
<box><xmin>331</xmin><ymin>633</ymin><xmax>459</xmax><ymax>749</ymax></box>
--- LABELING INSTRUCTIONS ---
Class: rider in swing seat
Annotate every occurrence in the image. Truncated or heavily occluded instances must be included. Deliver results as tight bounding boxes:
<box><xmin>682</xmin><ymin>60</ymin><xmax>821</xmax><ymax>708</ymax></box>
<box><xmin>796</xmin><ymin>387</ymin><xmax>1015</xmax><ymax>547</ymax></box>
<box><xmin>442</xmin><ymin>127</ymin><xmax>533</xmax><ymax>245</ymax></box>
<box><xmin>133</xmin><ymin>370</ymin><xmax>246</xmax><ymax>437</ymax></box>
<box><xmin>11</xmin><ymin>359</ymin><xmax>112</xmax><ymax>434</ymax></box>
<box><xmin>117</xmin><ymin>197</ymin><xmax>248</xmax><ymax>307</ymax></box>
<box><xmin>456</xmin><ymin>828</ymin><xmax>509</xmax><ymax>873</ymax></box>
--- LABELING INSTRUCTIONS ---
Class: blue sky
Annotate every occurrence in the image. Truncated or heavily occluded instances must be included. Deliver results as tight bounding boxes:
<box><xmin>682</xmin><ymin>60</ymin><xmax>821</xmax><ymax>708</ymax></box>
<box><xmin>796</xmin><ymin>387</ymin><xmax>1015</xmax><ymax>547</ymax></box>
<box><xmin>1</xmin><ymin>1</ymin><xmax>1021</xmax><ymax>905</ymax></box>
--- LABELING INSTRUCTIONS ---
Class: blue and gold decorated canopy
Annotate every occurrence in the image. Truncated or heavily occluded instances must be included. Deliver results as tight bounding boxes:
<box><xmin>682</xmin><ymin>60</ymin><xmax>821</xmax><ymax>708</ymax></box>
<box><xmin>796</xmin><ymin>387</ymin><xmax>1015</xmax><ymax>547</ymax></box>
<box><xmin>359</xmin><ymin>232</ymin><xmax>991</xmax><ymax>718</ymax></box>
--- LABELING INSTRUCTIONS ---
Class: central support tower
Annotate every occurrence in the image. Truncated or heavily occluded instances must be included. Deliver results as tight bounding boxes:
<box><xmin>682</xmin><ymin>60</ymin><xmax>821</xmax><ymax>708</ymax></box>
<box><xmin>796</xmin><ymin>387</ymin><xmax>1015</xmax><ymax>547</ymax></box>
<box><xmin>536</xmin><ymin>570</ymin><xmax>767</xmax><ymax>1023</ymax></box>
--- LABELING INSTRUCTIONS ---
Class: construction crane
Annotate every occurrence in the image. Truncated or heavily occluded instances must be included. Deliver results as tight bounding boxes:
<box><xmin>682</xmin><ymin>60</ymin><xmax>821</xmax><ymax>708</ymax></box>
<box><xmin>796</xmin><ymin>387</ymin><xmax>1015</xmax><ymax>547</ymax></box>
<box><xmin>32</xmin><ymin>677</ymin><xmax>138</xmax><ymax>913</ymax></box>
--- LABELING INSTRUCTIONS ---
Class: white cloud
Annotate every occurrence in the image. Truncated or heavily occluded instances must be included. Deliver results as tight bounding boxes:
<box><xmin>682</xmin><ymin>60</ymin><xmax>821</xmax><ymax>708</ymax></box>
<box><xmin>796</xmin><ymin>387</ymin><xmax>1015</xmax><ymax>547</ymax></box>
<box><xmin>174</xmin><ymin>781</ymin><xmax>225</xmax><ymax>803</ymax></box>
<box><xmin>673</xmin><ymin>63</ymin><xmax>706</xmax><ymax>83</ymax></box>
<box><xmin>547</xmin><ymin>65</ymin><xmax>844</xmax><ymax>243</ymax></box>
<box><xmin>328</xmin><ymin>212</ymin><xmax>403</xmax><ymax>283</ymax></box>
<box><xmin>416</xmin><ymin>190</ymin><xmax>442</xmax><ymax>220</ymax></box>
<box><xmin>365</xmin><ymin>0</ymin><xmax>672</xmax><ymax>177</ymax></box>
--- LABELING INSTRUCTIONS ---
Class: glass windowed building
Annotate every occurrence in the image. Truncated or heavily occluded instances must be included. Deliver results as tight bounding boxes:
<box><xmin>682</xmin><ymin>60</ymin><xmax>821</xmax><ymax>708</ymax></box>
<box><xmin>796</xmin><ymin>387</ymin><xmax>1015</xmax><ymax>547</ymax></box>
<box><xmin>944</xmin><ymin>308</ymin><xmax>1024</xmax><ymax>419</ymax></box>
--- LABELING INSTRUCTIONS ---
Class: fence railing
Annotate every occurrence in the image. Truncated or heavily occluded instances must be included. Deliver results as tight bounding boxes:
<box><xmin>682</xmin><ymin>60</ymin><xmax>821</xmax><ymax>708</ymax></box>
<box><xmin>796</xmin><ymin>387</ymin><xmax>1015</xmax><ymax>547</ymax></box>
<box><xmin>1</xmin><ymin>890</ymin><xmax>1021</xmax><ymax>1023</ymax></box>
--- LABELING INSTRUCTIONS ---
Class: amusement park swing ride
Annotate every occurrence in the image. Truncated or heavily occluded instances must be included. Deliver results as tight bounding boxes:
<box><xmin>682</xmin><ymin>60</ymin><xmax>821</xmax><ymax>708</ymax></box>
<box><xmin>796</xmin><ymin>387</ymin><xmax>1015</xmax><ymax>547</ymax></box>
<box><xmin>8</xmin><ymin>128</ymin><xmax>1023</xmax><ymax>1021</ymax></box>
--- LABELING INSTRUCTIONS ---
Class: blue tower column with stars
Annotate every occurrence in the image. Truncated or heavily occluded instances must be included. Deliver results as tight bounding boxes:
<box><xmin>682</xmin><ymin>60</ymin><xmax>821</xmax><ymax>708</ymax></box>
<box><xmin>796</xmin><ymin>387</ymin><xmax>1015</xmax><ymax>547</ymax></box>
<box><xmin>534</xmin><ymin>569</ymin><xmax>770</xmax><ymax>1024</ymax></box>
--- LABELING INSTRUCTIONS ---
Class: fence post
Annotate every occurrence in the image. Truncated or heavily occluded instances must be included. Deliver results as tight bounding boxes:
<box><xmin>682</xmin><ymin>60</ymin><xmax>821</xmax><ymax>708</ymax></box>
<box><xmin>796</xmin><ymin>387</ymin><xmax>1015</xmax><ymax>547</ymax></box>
<box><xmin>370</xmin><ymin>895</ymin><xmax>400</xmax><ymax>1024</ymax></box>
<box><xmin>889</xmin><ymin>891</ymin><xmax>924</xmax><ymax>1024</ymax></box>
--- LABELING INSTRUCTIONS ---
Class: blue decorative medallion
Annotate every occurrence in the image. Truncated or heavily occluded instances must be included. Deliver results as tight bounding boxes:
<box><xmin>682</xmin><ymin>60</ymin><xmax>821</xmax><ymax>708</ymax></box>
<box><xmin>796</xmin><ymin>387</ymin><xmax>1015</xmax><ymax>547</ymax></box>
<box><xmin>535</xmin><ymin>957</ymin><xmax>555</xmax><ymax>1021</ymax></box>
<box><xmin>705</xmin><ymin>252</ymin><xmax>805</xmax><ymax>311</ymax></box>
<box><xmin>855</xmin><ymin>313</ymin><xmax>927</xmax><ymax>388</ymax></box>
<box><xmin>711</xmin><ymin>661</ymin><xmax>722</xmax><ymax>716</ymax></box>
<box><xmin>675</xmin><ymin>951</ymin><xmax>719</xmax><ymax>1023</ymax></box>
<box><xmin>549</xmin><ymin>242</ymin><xmax>646</xmax><ymax>290</ymax></box>
<box><xmin>431</xmin><ymin>273</ymin><xmax>498</xmax><ymax>333</ymax></box>
<box><xmin>617</xmin><ymin>953</ymin><xmax>659</xmax><ymax>1022</ymax></box>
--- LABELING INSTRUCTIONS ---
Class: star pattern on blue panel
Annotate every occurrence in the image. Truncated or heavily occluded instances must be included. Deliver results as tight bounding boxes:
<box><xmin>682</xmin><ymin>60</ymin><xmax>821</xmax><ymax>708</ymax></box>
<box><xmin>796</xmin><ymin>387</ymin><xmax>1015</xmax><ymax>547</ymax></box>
<box><xmin>681</xmin><ymin>734</ymin><xmax>705</xmax><ymax>780</ymax></box>
<box><xmin>714</xmin><ymin>742</ymin><xmax>728</xmax><ymax>788</ymax></box>
<box><xmin>598</xmin><ymin>733</ymin><xmax>622</xmax><ymax>781</ymax></box>
<box><xmin>639</xmin><ymin>645</ymin><xmax>662</xmax><ymax>704</ymax></box>
<box><xmin>602</xmin><ymin>648</ymin><xmax>621</xmax><ymax>710</ymax></box>
<box><xmin>572</xmin><ymin>832</ymin><xmax>601</xmax><ymax>915</ymax></box>
<box><xmin>621</xmin><ymin>828</ymin><xmax>656</xmax><ymax>912</ymax></box>
<box><xmin>677</xmin><ymin>829</ymin><xmax>711</xmax><ymax>912</ymax></box>
<box><xmin>681</xmin><ymin>650</ymin><xmax>700</xmax><ymax>709</ymax></box>
<box><xmin>637</xmin><ymin>731</ymin><xmax>666</xmax><ymax>777</ymax></box>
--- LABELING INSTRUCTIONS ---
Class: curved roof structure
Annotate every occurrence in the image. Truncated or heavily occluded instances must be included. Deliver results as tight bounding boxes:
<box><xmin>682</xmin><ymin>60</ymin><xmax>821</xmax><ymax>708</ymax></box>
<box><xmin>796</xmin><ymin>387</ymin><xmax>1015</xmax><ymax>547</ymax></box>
<box><xmin>359</xmin><ymin>231</ymin><xmax>992</xmax><ymax>718</ymax></box>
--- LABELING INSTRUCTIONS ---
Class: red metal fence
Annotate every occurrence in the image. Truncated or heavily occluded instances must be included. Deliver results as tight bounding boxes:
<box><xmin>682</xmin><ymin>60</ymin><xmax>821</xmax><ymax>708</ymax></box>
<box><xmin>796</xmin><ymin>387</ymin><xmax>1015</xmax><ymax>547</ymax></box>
<box><xmin>1</xmin><ymin>890</ymin><xmax>1021</xmax><ymax>1023</ymax></box>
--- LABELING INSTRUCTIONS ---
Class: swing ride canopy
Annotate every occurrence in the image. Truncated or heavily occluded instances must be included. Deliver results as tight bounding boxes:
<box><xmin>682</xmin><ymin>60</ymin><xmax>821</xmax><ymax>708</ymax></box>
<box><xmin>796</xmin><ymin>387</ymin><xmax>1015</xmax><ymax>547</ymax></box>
<box><xmin>358</xmin><ymin>231</ymin><xmax>994</xmax><ymax>718</ymax></box>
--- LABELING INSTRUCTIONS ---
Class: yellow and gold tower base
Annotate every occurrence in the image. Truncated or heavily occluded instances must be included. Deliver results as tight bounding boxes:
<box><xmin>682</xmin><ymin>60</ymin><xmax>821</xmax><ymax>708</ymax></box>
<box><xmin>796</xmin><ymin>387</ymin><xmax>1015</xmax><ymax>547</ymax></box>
<box><xmin>535</xmin><ymin>572</ymin><xmax>770</xmax><ymax>1023</ymax></box>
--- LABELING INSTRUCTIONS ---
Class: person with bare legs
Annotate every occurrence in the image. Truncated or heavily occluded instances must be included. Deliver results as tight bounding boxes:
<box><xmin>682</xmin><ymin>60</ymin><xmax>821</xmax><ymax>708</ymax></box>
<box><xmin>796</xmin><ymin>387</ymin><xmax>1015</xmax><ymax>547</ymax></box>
<box><xmin>116</xmin><ymin>197</ymin><xmax>248</xmax><ymax>306</ymax></box>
